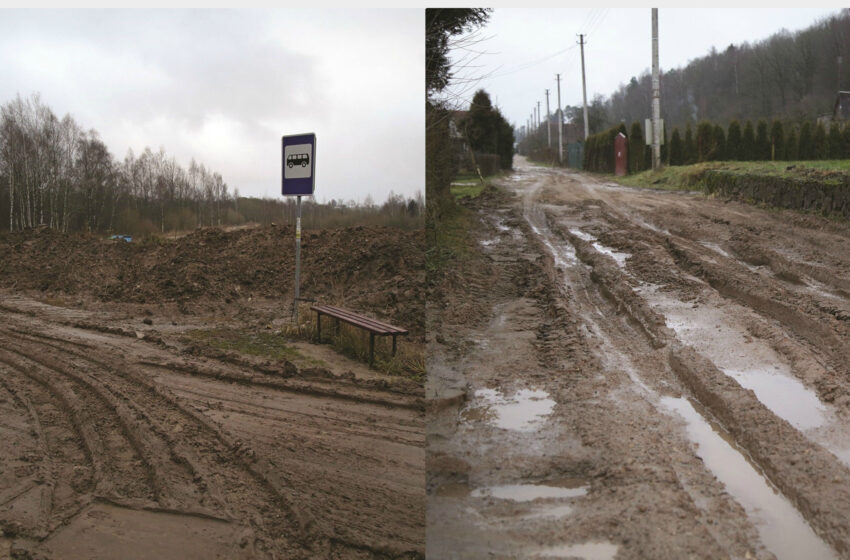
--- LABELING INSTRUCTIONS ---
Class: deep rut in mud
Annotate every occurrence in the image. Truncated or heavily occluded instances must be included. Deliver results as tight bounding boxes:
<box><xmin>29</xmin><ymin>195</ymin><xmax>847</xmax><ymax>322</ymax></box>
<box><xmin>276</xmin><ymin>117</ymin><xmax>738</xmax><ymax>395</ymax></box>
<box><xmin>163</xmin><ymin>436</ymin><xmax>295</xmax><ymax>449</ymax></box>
<box><xmin>427</xmin><ymin>157</ymin><xmax>850</xmax><ymax>559</ymax></box>
<box><xmin>0</xmin><ymin>297</ymin><xmax>424</xmax><ymax>559</ymax></box>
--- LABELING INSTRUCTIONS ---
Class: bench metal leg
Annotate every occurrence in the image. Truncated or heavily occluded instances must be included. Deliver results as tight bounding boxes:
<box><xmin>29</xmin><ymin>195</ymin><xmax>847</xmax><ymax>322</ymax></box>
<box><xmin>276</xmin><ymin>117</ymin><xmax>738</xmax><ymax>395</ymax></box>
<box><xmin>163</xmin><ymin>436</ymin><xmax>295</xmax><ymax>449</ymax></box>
<box><xmin>316</xmin><ymin>312</ymin><xmax>322</xmax><ymax>343</ymax></box>
<box><xmin>392</xmin><ymin>335</ymin><xmax>397</xmax><ymax>356</ymax></box>
<box><xmin>369</xmin><ymin>333</ymin><xmax>375</xmax><ymax>367</ymax></box>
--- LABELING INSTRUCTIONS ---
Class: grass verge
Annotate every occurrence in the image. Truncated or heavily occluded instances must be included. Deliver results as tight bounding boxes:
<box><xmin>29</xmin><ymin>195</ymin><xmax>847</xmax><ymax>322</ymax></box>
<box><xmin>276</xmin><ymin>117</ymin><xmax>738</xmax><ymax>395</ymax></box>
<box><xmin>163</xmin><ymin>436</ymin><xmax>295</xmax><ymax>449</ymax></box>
<box><xmin>185</xmin><ymin>326</ymin><xmax>326</xmax><ymax>368</ymax></box>
<box><xmin>612</xmin><ymin>160</ymin><xmax>850</xmax><ymax>191</ymax></box>
<box><xmin>281</xmin><ymin>302</ymin><xmax>425</xmax><ymax>381</ymax></box>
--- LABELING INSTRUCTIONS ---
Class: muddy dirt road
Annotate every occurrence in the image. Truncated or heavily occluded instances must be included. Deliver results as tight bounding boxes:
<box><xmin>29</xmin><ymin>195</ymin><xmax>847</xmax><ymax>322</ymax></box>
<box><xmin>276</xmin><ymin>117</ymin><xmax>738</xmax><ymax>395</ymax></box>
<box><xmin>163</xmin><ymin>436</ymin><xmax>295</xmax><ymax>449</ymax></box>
<box><xmin>427</xmin><ymin>157</ymin><xmax>850</xmax><ymax>559</ymax></box>
<box><xmin>0</xmin><ymin>294</ymin><xmax>424</xmax><ymax>559</ymax></box>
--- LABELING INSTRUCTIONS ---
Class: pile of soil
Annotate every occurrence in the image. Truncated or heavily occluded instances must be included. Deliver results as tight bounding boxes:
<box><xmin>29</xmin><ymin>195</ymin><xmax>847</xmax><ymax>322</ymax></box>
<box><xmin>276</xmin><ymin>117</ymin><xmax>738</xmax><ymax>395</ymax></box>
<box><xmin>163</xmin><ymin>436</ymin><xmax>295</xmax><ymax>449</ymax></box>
<box><xmin>0</xmin><ymin>224</ymin><xmax>424</xmax><ymax>337</ymax></box>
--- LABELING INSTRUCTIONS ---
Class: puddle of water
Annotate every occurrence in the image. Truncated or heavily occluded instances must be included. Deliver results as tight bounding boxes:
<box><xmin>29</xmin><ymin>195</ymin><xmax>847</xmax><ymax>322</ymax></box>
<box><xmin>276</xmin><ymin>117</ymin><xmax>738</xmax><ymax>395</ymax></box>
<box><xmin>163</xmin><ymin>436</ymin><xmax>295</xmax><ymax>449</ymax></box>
<box><xmin>591</xmin><ymin>242</ymin><xmax>630</xmax><ymax>268</ymax></box>
<box><xmin>472</xmin><ymin>484</ymin><xmax>588</xmax><ymax>501</ymax></box>
<box><xmin>480</xmin><ymin>238</ymin><xmax>498</xmax><ymax>248</ymax></box>
<box><xmin>567</xmin><ymin>228</ymin><xmax>630</xmax><ymax>268</ymax></box>
<box><xmin>434</xmin><ymin>483</ymin><xmax>472</xmax><ymax>498</ymax></box>
<box><xmin>661</xmin><ymin>396</ymin><xmax>836</xmax><ymax>560</ymax></box>
<box><xmin>634</xmin><ymin>217</ymin><xmax>671</xmax><ymax>236</ymax></box>
<box><xmin>646</xmin><ymin>290</ymin><xmax>827</xmax><ymax>432</ymax></box>
<box><xmin>699</xmin><ymin>240</ymin><xmax>732</xmax><ymax>259</ymax></box>
<box><xmin>569</xmin><ymin>228</ymin><xmax>595</xmax><ymax>242</ymax></box>
<box><xmin>524</xmin><ymin>504</ymin><xmax>575</xmax><ymax>519</ymax></box>
<box><xmin>723</xmin><ymin>367</ymin><xmax>825</xmax><ymax>431</ymax></box>
<box><xmin>535</xmin><ymin>542</ymin><xmax>619</xmax><ymax>559</ymax></box>
<box><xmin>528</xmin><ymin>222</ymin><xmax>578</xmax><ymax>268</ymax></box>
<box><xmin>468</xmin><ymin>388</ymin><xmax>556</xmax><ymax>432</ymax></box>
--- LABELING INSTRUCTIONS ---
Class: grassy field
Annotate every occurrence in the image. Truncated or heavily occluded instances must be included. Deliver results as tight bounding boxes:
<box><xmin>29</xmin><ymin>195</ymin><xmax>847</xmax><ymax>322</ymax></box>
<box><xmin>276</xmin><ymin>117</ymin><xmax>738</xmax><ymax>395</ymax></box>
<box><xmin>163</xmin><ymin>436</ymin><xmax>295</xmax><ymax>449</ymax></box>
<box><xmin>612</xmin><ymin>160</ymin><xmax>850</xmax><ymax>191</ymax></box>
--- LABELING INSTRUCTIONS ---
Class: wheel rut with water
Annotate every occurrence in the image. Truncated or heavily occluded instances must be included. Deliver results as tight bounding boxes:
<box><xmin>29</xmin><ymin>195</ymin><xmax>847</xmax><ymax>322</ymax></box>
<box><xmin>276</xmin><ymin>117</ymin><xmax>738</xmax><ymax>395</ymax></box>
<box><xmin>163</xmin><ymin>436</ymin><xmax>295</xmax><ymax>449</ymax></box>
<box><xmin>427</xmin><ymin>157</ymin><xmax>850</xmax><ymax>559</ymax></box>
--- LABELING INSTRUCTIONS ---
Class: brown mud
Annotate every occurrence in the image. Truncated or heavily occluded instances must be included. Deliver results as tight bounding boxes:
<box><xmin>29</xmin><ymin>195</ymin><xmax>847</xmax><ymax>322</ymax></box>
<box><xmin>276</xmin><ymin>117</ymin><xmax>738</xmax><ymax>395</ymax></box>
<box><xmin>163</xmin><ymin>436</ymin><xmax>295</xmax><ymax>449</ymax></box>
<box><xmin>427</xmin><ymin>157</ymin><xmax>850</xmax><ymax>559</ymax></box>
<box><xmin>0</xmin><ymin>223</ymin><xmax>424</xmax><ymax>559</ymax></box>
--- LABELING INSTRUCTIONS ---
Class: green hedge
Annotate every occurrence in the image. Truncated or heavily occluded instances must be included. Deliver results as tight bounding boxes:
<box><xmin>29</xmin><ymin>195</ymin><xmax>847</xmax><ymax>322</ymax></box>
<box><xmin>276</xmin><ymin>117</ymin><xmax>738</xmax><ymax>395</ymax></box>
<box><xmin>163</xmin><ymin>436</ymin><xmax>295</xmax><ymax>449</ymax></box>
<box><xmin>703</xmin><ymin>170</ymin><xmax>850</xmax><ymax>218</ymax></box>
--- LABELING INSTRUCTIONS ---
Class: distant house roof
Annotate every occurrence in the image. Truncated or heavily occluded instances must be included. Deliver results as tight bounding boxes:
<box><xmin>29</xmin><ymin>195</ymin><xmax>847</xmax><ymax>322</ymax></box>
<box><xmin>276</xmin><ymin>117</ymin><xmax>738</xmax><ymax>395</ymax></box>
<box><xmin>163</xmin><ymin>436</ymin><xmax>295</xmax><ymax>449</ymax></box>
<box><xmin>833</xmin><ymin>91</ymin><xmax>850</xmax><ymax>121</ymax></box>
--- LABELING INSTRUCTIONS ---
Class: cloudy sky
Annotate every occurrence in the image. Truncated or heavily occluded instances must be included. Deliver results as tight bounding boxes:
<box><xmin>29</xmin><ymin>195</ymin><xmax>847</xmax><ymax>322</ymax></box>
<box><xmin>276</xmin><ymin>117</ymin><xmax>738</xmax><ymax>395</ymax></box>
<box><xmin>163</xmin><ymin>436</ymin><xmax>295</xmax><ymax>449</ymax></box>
<box><xmin>0</xmin><ymin>9</ymin><xmax>423</xmax><ymax>203</ymax></box>
<box><xmin>442</xmin><ymin>8</ymin><xmax>842</xmax><ymax>130</ymax></box>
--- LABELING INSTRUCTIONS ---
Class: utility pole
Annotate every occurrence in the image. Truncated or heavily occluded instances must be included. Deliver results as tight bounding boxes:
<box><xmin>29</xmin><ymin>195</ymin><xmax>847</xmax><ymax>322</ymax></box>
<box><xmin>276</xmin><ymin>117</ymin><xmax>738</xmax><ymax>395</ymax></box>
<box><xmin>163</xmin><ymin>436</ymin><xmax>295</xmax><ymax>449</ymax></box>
<box><xmin>651</xmin><ymin>8</ymin><xmax>661</xmax><ymax>170</ymax></box>
<box><xmin>838</xmin><ymin>55</ymin><xmax>843</xmax><ymax>92</ymax></box>
<box><xmin>545</xmin><ymin>89</ymin><xmax>552</xmax><ymax>148</ymax></box>
<box><xmin>556</xmin><ymin>73</ymin><xmax>563</xmax><ymax>163</ymax></box>
<box><xmin>536</xmin><ymin>101</ymin><xmax>542</xmax><ymax>139</ymax></box>
<box><xmin>578</xmin><ymin>34</ymin><xmax>589</xmax><ymax>140</ymax></box>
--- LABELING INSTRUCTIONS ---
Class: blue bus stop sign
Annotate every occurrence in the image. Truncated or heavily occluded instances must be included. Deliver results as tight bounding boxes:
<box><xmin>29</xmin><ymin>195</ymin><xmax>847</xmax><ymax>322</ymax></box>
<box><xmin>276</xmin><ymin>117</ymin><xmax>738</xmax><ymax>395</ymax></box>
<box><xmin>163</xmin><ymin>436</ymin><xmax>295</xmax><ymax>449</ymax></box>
<box><xmin>282</xmin><ymin>133</ymin><xmax>316</xmax><ymax>196</ymax></box>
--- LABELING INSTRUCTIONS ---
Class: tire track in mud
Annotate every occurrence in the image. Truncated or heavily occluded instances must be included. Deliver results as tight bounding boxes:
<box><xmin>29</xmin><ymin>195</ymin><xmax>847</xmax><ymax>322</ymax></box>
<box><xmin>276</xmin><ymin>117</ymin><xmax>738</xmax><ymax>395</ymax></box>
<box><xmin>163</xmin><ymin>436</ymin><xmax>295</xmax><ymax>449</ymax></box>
<box><xmin>519</xmin><ymin>181</ymin><xmax>784</xmax><ymax>558</ymax></box>
<box><xmin>527</xmin><ymin>168</ymin><xmax>850</xmax><ymax>558</ymax></box>
<box><xmin>0</xmin><ymin>326</ymin><xmax>319</xmax><ymax>557</ymax></box>
<box><xmin>429</xmin><ymin>178</ymin><xmax>774</xmax><ymax>559</ymax></box>
<box><xmin>0</xmin><ymin>314</ymin><xmax>423</xmax><ymax>559</ymax></box>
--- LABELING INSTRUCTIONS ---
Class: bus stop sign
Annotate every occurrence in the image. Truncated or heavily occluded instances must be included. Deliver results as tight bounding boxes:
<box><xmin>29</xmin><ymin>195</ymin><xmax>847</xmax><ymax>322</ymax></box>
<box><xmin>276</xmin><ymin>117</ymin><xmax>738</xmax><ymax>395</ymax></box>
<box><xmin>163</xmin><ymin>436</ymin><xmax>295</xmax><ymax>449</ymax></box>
<box><xmin>282</xmin><ymin>133</ymin><xmax>316</xmax><ymax>196</ymax></box>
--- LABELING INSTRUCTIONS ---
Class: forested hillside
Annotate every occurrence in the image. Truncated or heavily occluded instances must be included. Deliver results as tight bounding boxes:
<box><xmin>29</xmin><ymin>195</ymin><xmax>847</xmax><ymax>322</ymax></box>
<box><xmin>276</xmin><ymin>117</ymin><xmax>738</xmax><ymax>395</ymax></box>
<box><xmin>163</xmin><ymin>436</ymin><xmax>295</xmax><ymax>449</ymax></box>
<box><xmin>583</xmin><ymin>9</ymin><xmax>850</xmax><ymax>134</ymax></box>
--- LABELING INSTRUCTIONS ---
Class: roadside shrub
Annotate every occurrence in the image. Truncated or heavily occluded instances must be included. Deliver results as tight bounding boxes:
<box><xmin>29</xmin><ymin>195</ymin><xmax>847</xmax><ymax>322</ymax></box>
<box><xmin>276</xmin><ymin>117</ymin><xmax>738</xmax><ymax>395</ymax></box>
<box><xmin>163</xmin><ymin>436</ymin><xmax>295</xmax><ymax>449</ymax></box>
<box><xmin>713</xmin><ymin>124</ymin><xmax>726</xmax><ymax>161</ymax></box>
<box><xmin>742</xmin><ymin>120</ymin><xmax>755</xmax><ymax>161</ymax></box>
<box><xmin>829</xmin><ymin>123</ymin><xmax>844</xmax><ymax>159</ymax></box>
<box><xmin>696</xmin><ymin>120</ymin><xmax>714</xmax><ymax>162</ymax></box>
<box><xmin>786</xmin><ymin>127</ymin><xmax>799</xmax><ymax>160</ymax></box>
<box><xmin>629</xmin><ymin>121</ymin><xmax>645</xmax><ymax>173</ymax></box>
<box><xmin>843</xmin><ymin>126</ymin><xmax>850</xmax><ymax>159</ymax></box>
<box><xmin>684</xmin><ymin>124</ymin><xmax>696</xmax><ymax>164</ymax></box>
<box><xmin>473</xmin><ymin>152</ymin><xmax>501</xmax><ymax>176</ymax></box>
<box><xmin>813</xmin><ymin>122</ymin><xmax>828</xmax><ymax>160</ymax></box>
<box><xmin>770</xmin><ymin>120</ymin><xmax>784</xmax><ymax>160</ymax></box>
<box><xmin>799</xmin><ymin>121</ymin><xmax>813</xmax><ymax>159</ymax></box>
<box><xmin>669</xmin><ymin>128</ymin><xmax>683</xmax><ymax>165</ymax></box>
<box><xmin>755</xmin><ymin>120</ymin><xmax>770</xmax><ymax>161</ymax></box>
<box><xmin>726</xmin><ymin>120</ymin><xmax>742</xmax><ymax>160</ymax></box>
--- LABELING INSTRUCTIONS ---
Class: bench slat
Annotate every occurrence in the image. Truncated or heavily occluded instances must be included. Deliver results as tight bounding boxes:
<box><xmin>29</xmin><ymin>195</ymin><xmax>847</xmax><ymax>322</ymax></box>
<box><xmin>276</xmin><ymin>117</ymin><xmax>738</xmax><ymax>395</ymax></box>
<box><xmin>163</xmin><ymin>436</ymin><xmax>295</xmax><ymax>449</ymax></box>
<box><xmin>311</xmin><ymin>304</ymin><xmax>408</xmax><ymax>335</ymax></box>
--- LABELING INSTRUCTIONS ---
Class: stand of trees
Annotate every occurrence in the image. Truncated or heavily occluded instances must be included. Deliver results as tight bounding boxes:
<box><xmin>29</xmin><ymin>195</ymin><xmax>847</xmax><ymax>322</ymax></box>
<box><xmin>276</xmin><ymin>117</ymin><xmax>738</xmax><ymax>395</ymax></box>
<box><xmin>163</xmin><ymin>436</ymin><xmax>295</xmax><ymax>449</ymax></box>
<box><xmin>0</xmin><ymin>94</ymin><xmax>423</xmax><ymax>235</ymax></box>
<box><xmin>462</xmin><ymin>89</ymin><xmax>514</xmax><ymax>172</ymax></box>
<box><xmin>570</xmin><ymin>10</ymin><xmax>850</xmax><ymax>138</ymax></box>
<box><xmin>425</xmin><ymin>8</ymin><xmax>492</xmax><ymax>239</ymax></box>
<box><xmin>0</xmin><ymin>94</ymin><xmax>234</xmax><ymax>234</ymax></box>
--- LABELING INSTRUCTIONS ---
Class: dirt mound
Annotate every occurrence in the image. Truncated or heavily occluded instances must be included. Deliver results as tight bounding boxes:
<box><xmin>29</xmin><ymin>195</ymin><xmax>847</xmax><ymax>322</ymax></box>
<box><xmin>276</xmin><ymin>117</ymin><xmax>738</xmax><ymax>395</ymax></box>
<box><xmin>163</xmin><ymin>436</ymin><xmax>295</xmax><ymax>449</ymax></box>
<box><xmin>0</xmin><ymin>225</ymin><xmax>424</xmax><ymax>337</ymax></box>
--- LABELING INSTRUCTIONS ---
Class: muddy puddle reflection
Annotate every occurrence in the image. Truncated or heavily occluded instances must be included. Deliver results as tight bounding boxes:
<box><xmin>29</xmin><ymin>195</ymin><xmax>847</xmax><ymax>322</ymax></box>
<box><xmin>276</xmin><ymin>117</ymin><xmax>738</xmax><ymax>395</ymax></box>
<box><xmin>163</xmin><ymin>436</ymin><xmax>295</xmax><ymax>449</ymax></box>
<box><xmin>568</xmin><ymin>228</ymin><xmax>631</xmax><ymax>268</ymax></box>
<box><xmin>472</xmin><ymin>483</ymin><xmax>587</xmax><ymax>501</ymax></box>
<box><xmin>639</xmin><ymin>283</ymin><xmax>827</xmax><ymax>432</ymax></box>
<box><xmin>662</xmin><ymin>396</ymin><xmax>836</xmax><ymax>560</ymax></box>
<box><xmin>463</xmin><ymin>388</ymin><xmax>556</xmax><ymax>432</ymax></box>
<box><xmin>534</xmin><ymin>542</ymin><xmax>618</xmax><ymax>560</ymax></box>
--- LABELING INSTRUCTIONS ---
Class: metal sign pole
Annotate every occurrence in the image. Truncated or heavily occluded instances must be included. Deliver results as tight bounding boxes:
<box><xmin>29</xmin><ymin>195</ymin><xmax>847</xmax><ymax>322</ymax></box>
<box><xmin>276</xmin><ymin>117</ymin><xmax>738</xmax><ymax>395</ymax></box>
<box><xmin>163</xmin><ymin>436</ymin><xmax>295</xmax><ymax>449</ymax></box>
<box><xmin>294</xmin><ymin>195</ymin><xmax>302</xmax><ymax>322</ymax></box>
<box><xmin>281</xmin><ymin>132</ymin><xmax>315</xmax><ymax>324</ymax></box>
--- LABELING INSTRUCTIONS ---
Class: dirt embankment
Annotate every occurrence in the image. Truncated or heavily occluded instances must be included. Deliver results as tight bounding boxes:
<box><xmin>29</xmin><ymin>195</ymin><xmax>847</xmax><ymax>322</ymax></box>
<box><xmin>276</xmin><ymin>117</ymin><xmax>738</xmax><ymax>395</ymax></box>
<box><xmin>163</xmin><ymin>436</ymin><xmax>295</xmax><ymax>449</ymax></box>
<box><xmin>0</xmin><ymin>225</ymin><xmax>424</xmax><ymax>338</ymax></box>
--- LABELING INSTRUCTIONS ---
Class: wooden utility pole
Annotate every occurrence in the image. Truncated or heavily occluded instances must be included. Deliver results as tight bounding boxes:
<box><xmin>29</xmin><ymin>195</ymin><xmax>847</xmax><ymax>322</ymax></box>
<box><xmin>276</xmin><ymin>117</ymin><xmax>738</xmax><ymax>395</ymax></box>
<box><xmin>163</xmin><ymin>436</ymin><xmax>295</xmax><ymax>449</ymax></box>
<box><xmin>578</xmin><ymin>34</ymin><xmax>589</xmax><ymax>140</ymax></box>
<box><xmin>651</xmin><ymin>8</ymin><xmax>661</xmax><ymax>170</ymax></box>
<box><xmin>556</xmin><ymin>74</ymin><xmax>564</xmax><ymax>163</ymax></box>
<box><xmin>545</xmin><ymin>89</ymin><xmax>551</xmax><ymax>148</ymax></box>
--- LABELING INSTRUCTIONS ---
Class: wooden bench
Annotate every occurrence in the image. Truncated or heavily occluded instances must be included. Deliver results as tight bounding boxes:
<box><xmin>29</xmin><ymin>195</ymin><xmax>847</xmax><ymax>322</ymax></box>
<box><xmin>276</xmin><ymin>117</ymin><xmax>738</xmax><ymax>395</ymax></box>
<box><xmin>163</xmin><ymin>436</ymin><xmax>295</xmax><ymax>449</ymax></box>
<box><xmin>310</xmin><ymin>304</ymin><xmax>408</xmax><ymax>366</ymax></box>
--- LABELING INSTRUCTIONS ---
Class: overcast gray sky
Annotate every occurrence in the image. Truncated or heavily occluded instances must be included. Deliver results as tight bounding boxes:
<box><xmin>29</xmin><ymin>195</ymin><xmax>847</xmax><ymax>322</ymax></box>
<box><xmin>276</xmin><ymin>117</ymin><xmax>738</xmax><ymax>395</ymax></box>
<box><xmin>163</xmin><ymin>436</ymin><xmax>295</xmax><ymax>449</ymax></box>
<box><xmin>442</xmin><ymin>8</ymin><xmax>842</xmax><ymax>129</ymax></box>
<box><xmin>0</xmin><ymin>9</ymin><xmax>423</xmax><ymax>203</ymax></box>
